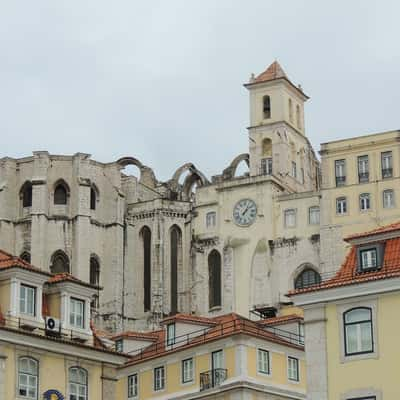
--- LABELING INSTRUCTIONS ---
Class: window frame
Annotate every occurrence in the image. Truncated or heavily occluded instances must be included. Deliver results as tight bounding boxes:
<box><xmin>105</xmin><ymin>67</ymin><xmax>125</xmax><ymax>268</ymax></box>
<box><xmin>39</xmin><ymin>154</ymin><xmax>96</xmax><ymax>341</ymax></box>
<box><xmin>19</xmin><ymin>284</ymin><xmax>36</xmax><ymax>317</ymax></box>
<box><xmin>359</xmin><ymin>193</ymin><xmax>371</xmax><ymax>211</ymax></box>
<box><xmin>181</xmin><ymin>357</ymin><xmax>194</xmax><ymax>384</ymax></box>
<box><xmin>68</xmin><ymin>366</ymin><xmax>88</xmax><ymax>400</ymax></box>
<box><xmin>257</xmin><ymin>348</ymin><xmax>270</xmax><ymax>375</ymax></box>
<box><xmin>128</xmin><ymin>373</ymin><xmax>138</xmax><ymax>399</ymax></box>
<box><xmin>18</xmin><ymin>356</ymin><xmax>39</xmax><ymax>399</ymax></box>
<box><xmin>336</xmin><ymin>197</ymin><xmax>347</xmax><ymax>215</ymax></box>
<box><xmin>166</xmin><ymin>323</ymin><xmax>176</xmax><ymax>346</ymax></box>
<box><xmin>153</xmin><ymin>366</ymin><xmax>166</xmax><ymax>392</ymax></box>
<box><xmin>262</xmin><ymin>95</ymin><xmax>271</xmax><ymax>119</ymax></box>
<box><xmin>261</xmin><ymin>157</ymin><xmax>273</xmax><ymax>175</ymax></box>
<box><xmin>69</xmin><ymin>297</ymin><xmax>85</xmax><ymax>330</ymax></box>
<box><xmin>383</xmin><ymin>189</ymin><xmax>395</xmax><ymax>208</ymax></box>
<box><xmin>357</xmin><ymin>155</ymin><xmax>369</xmax><ymax>183</ymax></box>
<box><xmin>335</xmin><ymin>159</ymin><xmax>346</xmax><ymax>186</ymax></box>
<box><xmin>284</xmin><ymin>208</ymin><xmax>297</xmax><ymax>228</ymax></box>
<box><xmin>287</xmin><ymin>356</ymin><xmax>299</xmax><ymax>382</ymax></box>
<box><xmin>343</xmin><ymin>307</ymin><xmax>374</xmax><ymax>357</ymax></box>
<box><xmin>308</xmin><ymin>206</ymin><xmax>320</xmax><ymax>225</ymax></box>
<box><xmin>381</xmin><ymin>151</ymin><xmax>393</xmax><ymax>178</ymax></box>
<box><xmin>291</xmin><ymin>161</ymin><xmax>297</xmax><ymax>179</ymax></box>
<box><xmin>294</xmin><ymin>268</ymin><xmax>321</xmax><ymax>290</ymax></box>
<box><xmin>206</xmin><ymin>211</ymin><xmax>217</xmax><ymax>229</ymax></box>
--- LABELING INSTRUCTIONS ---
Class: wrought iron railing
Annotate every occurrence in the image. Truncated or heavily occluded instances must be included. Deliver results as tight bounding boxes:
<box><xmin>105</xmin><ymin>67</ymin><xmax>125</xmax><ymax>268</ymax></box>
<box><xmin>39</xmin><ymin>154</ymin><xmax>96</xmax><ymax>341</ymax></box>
<box><xmin>382</xmin><ymin>168</ymin><xmax>393</xmax><ymax>178</ymax></box>
<box><xmin>200</xmin><ymin>368</ymin><xmax>227</xmax><ymax>391</ymax></box>
<box><xmin>335</xmin><ymin>176</ymin><xmax>346</xmax><ymax>186</ymax></box>
<box><xmin>358</xmin><ymin>172</ymin><xmax>369</xmax><ymax>183</ymax></box>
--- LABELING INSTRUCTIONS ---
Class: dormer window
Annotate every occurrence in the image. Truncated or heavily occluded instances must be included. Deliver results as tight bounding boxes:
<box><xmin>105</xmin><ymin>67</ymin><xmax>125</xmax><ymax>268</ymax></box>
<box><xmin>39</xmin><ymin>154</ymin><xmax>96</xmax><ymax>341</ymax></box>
<box><xmin>357</xmin><ymin>244</ymin><xmax>383</xmax><ymax>272</ymax></box>
<box><xmin>167</xmin><ymin>323</ymin><xmax>176</xmax><ymax>346</ymax></box>
<box><xmin>20</xmin><ymin>284</ymin><xmax>36</xmax><ymax>316</ymax></box>
<box><xmin>70</xmin><ymin>297</ymin><xmax>85</xmax><ymax>329</ymax></box>
<box><xmin>263</xmin><ymin>95</ymin><xmax>271</xmax><ymax>119</ymax></box>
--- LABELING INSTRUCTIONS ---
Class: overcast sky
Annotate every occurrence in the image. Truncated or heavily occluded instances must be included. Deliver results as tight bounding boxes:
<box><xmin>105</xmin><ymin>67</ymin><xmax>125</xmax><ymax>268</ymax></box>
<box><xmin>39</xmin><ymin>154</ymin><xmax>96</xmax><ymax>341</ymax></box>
<box><xmin>1</xmin><ymin>1</ymin><xmax>399</xmax><ymax>180</ymax></box>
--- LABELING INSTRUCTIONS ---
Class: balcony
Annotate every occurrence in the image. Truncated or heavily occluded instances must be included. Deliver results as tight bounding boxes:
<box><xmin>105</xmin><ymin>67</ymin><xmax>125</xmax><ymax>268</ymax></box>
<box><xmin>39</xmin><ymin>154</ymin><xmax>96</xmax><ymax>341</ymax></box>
<box><xmin>200</xmin><ymin>368</ymin><xmax>227</xmax><ymax>391</ymax></box>
<box><xmin>382</xmin><ymin>168</ymin><xmax>393</xmax><ymax>178</ymax></box>
<box><xmin>335</xmin><ymin>176</ymin><xmax>346</xmax><ymax>186</ymax></box>
<box><xmin>358</xmin><ymin>172</ymin><xmax>369</xmax><ymax>183</ymax></box>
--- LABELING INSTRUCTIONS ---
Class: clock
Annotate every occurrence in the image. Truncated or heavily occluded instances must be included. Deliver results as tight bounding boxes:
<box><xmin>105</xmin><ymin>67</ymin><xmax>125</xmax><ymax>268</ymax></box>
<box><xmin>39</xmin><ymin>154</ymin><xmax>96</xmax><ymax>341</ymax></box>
<box><xmin>233</xmin><ymin>199</ymin><xmax>257</xmax><ymax>226</ymax></box>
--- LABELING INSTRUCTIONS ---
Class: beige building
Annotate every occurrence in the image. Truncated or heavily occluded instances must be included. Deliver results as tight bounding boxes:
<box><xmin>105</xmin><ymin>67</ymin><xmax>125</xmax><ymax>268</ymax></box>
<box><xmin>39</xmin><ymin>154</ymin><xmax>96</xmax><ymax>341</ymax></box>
<box><xmin>0</xmin><ymin>61</ymin><xmax>399</xmax><ymax>333</ymax></box>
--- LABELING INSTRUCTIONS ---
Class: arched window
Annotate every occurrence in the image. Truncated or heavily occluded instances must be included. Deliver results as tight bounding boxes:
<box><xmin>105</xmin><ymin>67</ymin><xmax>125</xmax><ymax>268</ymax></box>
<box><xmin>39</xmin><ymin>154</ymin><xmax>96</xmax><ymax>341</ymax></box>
<box><xmin>263</xmin><ymin>95</ymin><xmax>271</xmax><ymax>119</ymax></box>
<box><xmin>343</xmin><ymin>307</ymin><xmax>373</xmax><ymax>355</ymax></box>
<box><xmin>296</xmin><ymin>104</ymin><xmax>301</xmax><ymax>129</ymax></box>
<box><xmin>288</xmin><ymin>98</ymin><xmax>293</xmax><ymax>122</ymax></box>
<box><xmin>90</xmin><ymin>186</ymin><xmax>98</xmax><ymax>210</ymax></box>
<box><xmin>89</xmin><ymin>256</ymin><xmax>100</xmax><ymax>286</ymax></box>
<box><xmin>50</xmin><ymin>250</ymin><xmax>70</xmax><ymax>274</ymax></box>
<box><xmin>20</xmin><ymin>251</ymin><xmax>31</xmax><ymax>264</ymax></box>
<box><xmin>294</xmin><ymin>268</ymin><xmax>321</xmax><ymax>289</ymax></box>
<box><xmin>18</xmin><ymin>357</ymin><xmax>38</xmax><ymax>399</ymax></box>
<box><xmin>69</xmin><ymin>367</ymin><xmax>88</xmax><ymax>400</ymax></box>
<box><xmin>20</xmin><ymin>181</ymin><xmax>33</xmax><ymax>208</ymax></box>
<box><xmin>141</xmin><ymin>226</ymin><xmax>152</xmax><ymax>312</ymax></box>
<box><xmin>54</xmin><ymin>181</ymin><xmax>68</xmax><ymax>205</ymax></box>
<box><xmin>170</xmin><ymin>225</ymin><xmax>182</xmax><ymax>314</ymax></box>
<box><xmin>208</xmin><ymin>250</ymin><xmax>222</xmax><ymax>309</ymax></box>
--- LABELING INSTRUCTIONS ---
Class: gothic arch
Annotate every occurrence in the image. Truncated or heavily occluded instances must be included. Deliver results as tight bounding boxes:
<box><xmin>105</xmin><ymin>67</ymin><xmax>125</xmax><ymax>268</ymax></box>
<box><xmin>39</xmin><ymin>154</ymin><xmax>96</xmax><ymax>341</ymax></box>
<box><xmin>170</xmin><ymin>163</ymin><xmax>208</xmax><ymax>200</ymax></box>
<box><xmin>222</xmin><ymin>153</ymin><xmax>250</xmax><ymax>180</ymax></box>
<box><xmin>140</xmin><ymin>225</ymin><xmax>152</xmax><ymax>312</ymax></box>
<box><xmin>117</xmin><ymin>156</ymin><xmax>156</xmax><ymax>187</ymax></box>
<box><xmin>169</xmin><ymin>224</ymin><xmax>182</xmax><ymax>315</ymax></box>
<box><xmin>53</xmin><ymin>179</ymin><xmax>70</xmax><ymax>205</ymax></box>
<box><xmin>208</xmin><ymin>249</ymin><xmax>222</xmax><ymax>309</ymax></box>
<box><xmin>20</xmin><ymin>181</ymin><xmax>33</xmax><ymax>208</ymax></box>
<box><xmin>50</xmin><ymin>250</ymin><xmax>70</xmax><ymax>274</ymax></box>
<box><xmin>90</xmin><ymin>184</ymin><xmax>99</xmax><ymax>210</ymax></box>
<box><xmin>292</xmin><ymin>263</ymin><xmax>321</xmax><ymax>290</ymax></box>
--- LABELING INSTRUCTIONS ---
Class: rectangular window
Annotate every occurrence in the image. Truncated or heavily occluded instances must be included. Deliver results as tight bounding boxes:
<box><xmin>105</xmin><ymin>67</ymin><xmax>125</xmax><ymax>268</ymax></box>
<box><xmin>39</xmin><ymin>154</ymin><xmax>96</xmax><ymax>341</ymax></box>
<box><xmin>344</xmin><ymin>308</ymin><xmax>373</xmax><ymax>355</ymax></box>
<box><xmin>261</xmin><ymin>157</ymin><xmax>272</xmax><ymax>175</ymax></box>
<box><xmin>128</xmin><ymin>374</ymin><xmax>138</xmax><ymax>398</ymax></box>
<box><xmin>166</xmin><ymin>323</ymin><xmax>176</xmax><ymax>346</ymax></box>
<box><xmin>291</xmin><ymin>161</ymin><xmax>297</xmax><ymax>178</ymax></box>
<box><xmin>182</xmin><ymin>358</ymin><xmax>194</xmax><ymax>383</ymax></box>
<box><xmin>381</xmin><ymin>151</ymin><xmax>393</xmax><ymax>178</ymax></box>
<box><xmin>359</xmin><ymin>193</ymin><xmax>371</xmax><ymax>211</ymax></box>
<box><xmin>70</xmin><ymin>298</ymin><xmax>85</xmax><ymax>329</ymax></box>
<box><xmin>309</xmin><ymin>206</ymin><xmax>320</xmax><ymax>225</ymax></box>
<box><xmin>358</xmin><ymin>155</ymin><xmax>369</xmax><ymax>183</ymax></box>
<box><xmin>335</xmin><ymin>159</ymin><xmax>346</xmax><ymax>186</ymax></box>
<box><xmin>19</xmin><ymin>284</ymin><xmax>36</xmax><ymax>316</ymax></box>
<box><xmin>154</xmin><ymin>366</ymin><xmax>165</xmax><ymax>391</ymax></box>
<box><xmin>300</xmin><ymin>168</ymin><xmax>305</xmax><ymax>184</ymax></box>
<box><xmin>336</xmin><ymin>197</ymin><xmax>347</xmax><ymax>215</ymax></box>
<box><xmin>383</xmin><ymin>189</ymin><xmax>395</xmax><ymax>208</ymax></box>
<box><xmin>360</xmin><ymin>248</ymin><xmax>378</xmax><ymax>270</ymax></box>
<box><xmin>287</xmin><ymin>357</ymin><xmax>299</xmax><ymax>382</ymax></box>
<box><xmin>206</xmin><ymin>212</ymin><xmax>217</xmax><ymax>228</ymax></box>
<box><xmin>257</xmin><ymin>349</ymin><xmax>270</xmax><ymax>375</ymax></box>
<box><xmin>284</xmin><ymin>209</ymin><xmax>296</xmax><ymax>228</ymax></box>
<box><xmin>115</xmin><ymin>339</ymin><xmax>123</xmax><ymax>353</ymax></box>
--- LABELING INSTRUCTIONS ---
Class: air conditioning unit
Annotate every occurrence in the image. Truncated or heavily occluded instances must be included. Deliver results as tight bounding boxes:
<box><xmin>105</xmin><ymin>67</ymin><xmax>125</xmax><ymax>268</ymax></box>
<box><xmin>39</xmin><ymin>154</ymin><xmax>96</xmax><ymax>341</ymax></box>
<box><xmin>45</xmin><ymin>316</ymin><xmax>61</xmax><ymax>336</ymax></box>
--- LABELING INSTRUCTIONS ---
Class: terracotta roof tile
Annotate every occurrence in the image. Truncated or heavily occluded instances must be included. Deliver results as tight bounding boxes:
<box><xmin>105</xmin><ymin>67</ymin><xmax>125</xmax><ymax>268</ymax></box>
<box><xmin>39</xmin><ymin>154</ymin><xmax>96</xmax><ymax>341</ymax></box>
<box><xmin>112</xmin><ymin>330</ymin><xmax>162</xmax><ymax>341</ymax></box>
<box><xmin>345</xmin><ymin>221</ymin><xmax>400</xmax><ymax>241</ymax></box>
<box><xmin>253</xmin><ymin>61</ymin><xmax>288</xmax><ymax>84</ymax></box>
<box><xmin>161</xmin><ymin>313</ymin><xmax>218</xmax><ymax>326</ymax></box>
<box><xmin>258</xmin><ymin>314</ymin><xmax>303</xmax><ymax>326</ymax></box>
<box><xmin>47</xmin><ymin>273</ymin><xmax>99</xmax><ymax>289</ymax></box>
<box><xmin>0</xmin><ymin>249</ymin><xmax>51</xmax><ymax>276</ymax></box>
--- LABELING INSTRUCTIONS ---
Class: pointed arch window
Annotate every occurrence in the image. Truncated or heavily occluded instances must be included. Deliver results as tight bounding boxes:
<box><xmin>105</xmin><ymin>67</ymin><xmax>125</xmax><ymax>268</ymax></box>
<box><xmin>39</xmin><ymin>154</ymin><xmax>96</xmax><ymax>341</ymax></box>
<box><xmin>208</xmin><ymin>250</ymin><xmax>222</xmax><ymax>309</ymax></box>
<box><xmin>54</xmin><ymin>181</ymin><xmax>68</xmax><ymax>205</ymax></box>
<box><xmin>20</xmin><ymin>251</ymin><xmax>31</xmax><ymax>264</ymax></box>
<box><xmin>294</xmin><ymin>268</ymin><xmax>321</xmax><ymax>289</ymax></box>
<box><xmin>170</xmin><ymin>225</ymin><xmax>182</xmax><ymax>315</ymax></box>
<box><xmin>21</xmin><ymin>182</ymin><xmax>33</xmax><ymax>208</ymax></box>
<box><xmin>89</xmin><ymin>256</ymin><xmax>100</xmax><ymax>286</ymax></box>
<box><xmin>90</xmin><ymin>186</ymin><xmax>98</xmax><ymax>210</ymax></box>
<box><xmin>141</xmin><ymin>226</ymin><xmax>152</xmax><ymax>312</ymax></box>
<box><xmin>50</xmin><ymin>250</ymin><xmax>70</xmax><ymax>274</ymax></box>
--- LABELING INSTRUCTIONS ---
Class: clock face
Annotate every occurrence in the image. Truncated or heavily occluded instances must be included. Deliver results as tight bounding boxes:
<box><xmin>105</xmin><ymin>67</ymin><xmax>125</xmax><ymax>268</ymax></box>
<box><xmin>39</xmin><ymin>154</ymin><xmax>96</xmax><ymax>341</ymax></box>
<box><xmin>233</xmin><ymin>199</ymin><xmax>257</xmax><ymax>226</ymax></box>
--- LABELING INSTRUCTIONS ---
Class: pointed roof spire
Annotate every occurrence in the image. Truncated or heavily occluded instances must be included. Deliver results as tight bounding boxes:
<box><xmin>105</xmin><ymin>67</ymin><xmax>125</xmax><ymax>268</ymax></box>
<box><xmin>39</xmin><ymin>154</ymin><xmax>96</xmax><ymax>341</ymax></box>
<box><xmin>253</xmin><ymin>60</ymin><xmax>288</xmax><ymax>84</ymax></box>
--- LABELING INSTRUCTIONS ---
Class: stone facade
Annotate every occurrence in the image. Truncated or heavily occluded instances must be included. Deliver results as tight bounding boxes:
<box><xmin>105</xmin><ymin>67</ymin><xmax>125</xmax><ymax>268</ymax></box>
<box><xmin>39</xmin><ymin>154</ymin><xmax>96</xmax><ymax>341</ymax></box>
<box><xmin>0</xmin><ymin>61</ymin><xmax>399</xmax><ymax>333</ymax></box>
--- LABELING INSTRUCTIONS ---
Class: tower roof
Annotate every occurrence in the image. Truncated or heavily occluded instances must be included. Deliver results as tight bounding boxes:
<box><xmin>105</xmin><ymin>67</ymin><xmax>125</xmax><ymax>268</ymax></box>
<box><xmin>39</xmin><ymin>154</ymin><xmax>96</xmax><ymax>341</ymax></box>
<box><xmin>253</xmin><ymin>61</ymin><xmax>288</xmax><ymax>83</ymax></box>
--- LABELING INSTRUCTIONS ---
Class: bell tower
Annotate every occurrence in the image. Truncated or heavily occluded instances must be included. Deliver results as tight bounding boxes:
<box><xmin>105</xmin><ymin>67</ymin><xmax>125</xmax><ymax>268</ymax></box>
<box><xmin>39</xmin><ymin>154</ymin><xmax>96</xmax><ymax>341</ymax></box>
<box><xmin>244</xmin><ymin>61</ymin><xmax>317</xmax><ymax>192</ymax></box>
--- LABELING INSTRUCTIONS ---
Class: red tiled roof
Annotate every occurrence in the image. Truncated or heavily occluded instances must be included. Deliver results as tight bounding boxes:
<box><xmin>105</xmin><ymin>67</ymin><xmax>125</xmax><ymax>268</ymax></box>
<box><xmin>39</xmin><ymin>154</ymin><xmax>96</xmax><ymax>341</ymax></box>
<box><xmin>161</xmin><ymin>313</ymin><xmax>217</xmax><ymax>327</ymax></box>
<box><xmin>253</xmin><ymin>61</ymin><xmax>288</xmax><ymax>84</ymax></box>
<box><xmin>47</xmin><ymin>273</ymin><xmax>99</xmax><ymax>289</ymax></box>
<box><xmin>0</xmin><ymin>249</ymin><xmax>50</xmax><ymax>276</ymax></box>
<box><xmin>345</xmin><ymin>221</ymin><xmax>400</xmax><ymax>241</ymax></box>
<box><xmin>123</xmin><ymin>312</ymin><xmax>303</xmax><ymax>367</ymax></box>
<box><xmin>258</xmin><ymin>314</ymin><xmax>303</xmax><ymax>326</ymax></box>
<box><xmin>112</xmin><ymin>330</ymin><xmax>162</xmax><ymax>342</ymax></box>
<box><xmin>290</xmin><ymin>222</ymin><xmax>400</xmax><ymax>295</ymax></box>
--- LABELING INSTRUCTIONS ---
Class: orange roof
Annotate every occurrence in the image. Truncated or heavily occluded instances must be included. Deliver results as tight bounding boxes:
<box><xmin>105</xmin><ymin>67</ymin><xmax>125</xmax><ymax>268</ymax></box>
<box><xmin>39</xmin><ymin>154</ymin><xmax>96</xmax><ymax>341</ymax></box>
<box><xmin>258</xmin><ymin>314</ymin><xmax>303</xmax><ymax>326</ymax></box>
<box><xmin>47</xmin><ymin>273</ymin><xmax>99</xmax><ymax>289</ymax></box>
<box><xmin>112</xmin><ymin>330</ymin><xmax>162</xmax><ymax>342</ymax></box>
<box><xmin>0</xmin><ymin>249</ymin><xmax>50</xmax><ymax>276</ymax></box>
<box><xmin>290</xmin><ymin>223</ymin><xmax>400</xmax><ymax>295</ymax></box>
<box><xmin>123</xmin><ymin>313</ymin><xmax>303</xmax><ymax>367</ymax></box>
<box><xmin>161</xmin><ymin>313</ymin><xmax>217</xmax><ymax>326</ymax></box>
<box><xmin>253</xmin><ymin>61</ymin><xmax>288</xmax><ymax>84</ymax></box>
<box><xmin>345</xmin><ymin>221</ymin><xmax>400</xmax><ymax>241</ymax></box>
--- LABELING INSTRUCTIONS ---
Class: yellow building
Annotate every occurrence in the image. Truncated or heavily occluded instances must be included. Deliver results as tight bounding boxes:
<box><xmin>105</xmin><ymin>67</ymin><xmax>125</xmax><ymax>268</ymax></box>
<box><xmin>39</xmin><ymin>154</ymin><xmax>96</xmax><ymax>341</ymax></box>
<box><xmin>290</xmin><ymin>221</ymin><xmax>400</xmax><ymax>400</ymax></box>
<box><xmin>0</xmin><ymin>250</ymin><xmax>127</xmax><ymax>400</ymax></box>
<box><xmin>115</xmin><ymin>313</ymin><xmax>306</xmax><ymax>400</ymax></box>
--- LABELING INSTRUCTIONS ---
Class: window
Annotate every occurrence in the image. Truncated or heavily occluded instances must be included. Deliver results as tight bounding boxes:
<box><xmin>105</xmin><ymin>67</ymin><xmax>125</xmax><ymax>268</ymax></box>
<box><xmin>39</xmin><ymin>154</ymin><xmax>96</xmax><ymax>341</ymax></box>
<box><xmin>263</xmin><ymin>95</ymin><xmax>271</xmax><ymax>119</ymax></box>
<box><xmin>54</xmin><ymin>183</ymin><xmax>68</xmax><ymax>205</ymax></box>
<box><xmin>128</xmin><ymin>374</ymin><xmax>138</xmax><ymax>398</ymax></box>
<box><xmin>360</xmin><ymin>248</ymin><xmax>378</xmax><ymax>270</ymax></box>
<box><xmin>357</xmin><ymin>155</ymin><xmax>369</xmax><ymax>183</ymax></box>
<box><xmin>21</xmin><ymin>182</ymin><xmax>33</xmax><ymax>208</ymax></box>
<box><xmin>381</xmin><ymin>151</ymin><xmax>393</xmax><ymax>178</ymax></box>
<box><xmin>257</xmin><ymin>349</ymin><xmax>270</xmax><ymax>375</ymax></box>
<box><xmin>141</xmin><ymin>226</ymin><xmax>152</xmax><ymax>312</ymax></box>
<box><xmin>70</xmin><ymin>298</ymin><xmax>85</xmax><ymax>329</ymax></box>
<box><xmin>336</xmin><ymin>197</ymin><xmax>347</xmax><ymax>215</ymax></box>
<box><xmin>261</xmin><ymin>157</ymin><xmax>272</xmax><ymax>175</ymax></box>
<box><xmin>296</xmin><ymin>105</ymin><xmax>301</xmax><ymax>129</ymax></box>
<box><xmin>206</xmin><ymin>211</ymin><xmax>217</xmax><ymax>228</ymax></box>
<box><xmin>294</xmin><ymin>268</ymin><xmax>321</xmax><ymax>289</ymax></box>
<box><xmin>154</xmin><ymin>366</ymin><xmax>165</xmax><ymax>391</ymax></box>
<box><xmin>284</xmin><ymin>209</ymin><xmax>296</xmax><ymax>228</ymax></box>
<box><xmin>288</xmin><ymin>98</ymin><xmax>293</xmax><ymax>123</ymax></box>
<box><xmin>115</xmin><ymin>339</ymin><xmax>123</xmax><ymax>352</ymax></box>
<box><xmin>20</xmin><ymin>284</ymin><xmax>36</xmax><ymax>316</ymax></box>
<box><xmin>20</xmin><ymin>251</ymin><xmax>31</xmax><ymax>263</ymax></box>
<box><xmin>287</xmin><ymin>357</ymin><xmax>299</xmax><ymax>382</ymax></box>
<box><xmin>167</xmin><ymin>323</ymin><xmax>176</xmax><ymax>346</ymax></box>
<box><xmin>89</xmin><ymin>257</ymin><xmax>100</xmax><ymax>286</ymax></box>
<box><xmin>208</xmin><ymin>250</ymin><xmax>222</xmax><ymax>309</ymax></box>
<box><xmin>344</xmin><ymin>308</ymin><xmax>373</xmax><ymax>356</ymax></box>
<box><xmin>182</xmin><ymin>358</ymin><xmax>194</xmax><ymax>383</ymax></box>
<box><xmin>69</xmin><ymin>367</ymin><xmax>88</xmax><ymax>400</ymax></box>
<box><xmin>50</xmin><ymin>250</ymin><xmax>70</xmax><ymax>274</ymax></box>
<box><xmin>291</xmin><ymin>161</ymin><xmax>297</xmax><ymax>178</ymax></box>
<box><xmin>170</xmin><ymin>225</ymin><xmax>182</xmax><ymax>315</ymax></box>
<box><xmin>335</xmin><ymin>160</ymin><xmax>346</xmax><ymax>186</ymax></box>
<box><xmin>18</xmin><ymin>357</ymin><xmax>38</xmax><ymax>399</ymax></box>
<box><xmin>359</xmin><ymin>193</ymin><xmax>371</xmax><ymax>211</ymax></box>
<box><xmin>309</xmin><ymin>206</ymin><xmax>320</xmax><ymax>225</ymax></box>
<box><xmin>383</xmin><ymin>189</ymin><xmax>395</xmax><ymax>208</ymax></box>
<box><xmin>90</xmin><ymin>186</ymin><xmax>97</xmax><ymax>210</ymax></box>
<box><xmin>300</xmin><ymin>168</ymin><xmax>304</xmax><ymax>184</ymax></box>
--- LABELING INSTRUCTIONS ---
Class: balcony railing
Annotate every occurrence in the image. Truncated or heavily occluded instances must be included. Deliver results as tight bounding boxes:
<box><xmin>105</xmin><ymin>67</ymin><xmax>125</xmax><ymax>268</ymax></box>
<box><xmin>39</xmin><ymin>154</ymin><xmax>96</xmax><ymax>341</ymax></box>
<box><xmin>382</xmin><ymin>168</ymin><xmax>393</xmax><ymax>178</ymax></box>
<box><xmin>200</xmin><ymin>368</ymin><xmax>227</xmax><ymax>391</ymax></box>
<box><xmin>335</xmin><ymin>176</ymin><xmax>346</xmax><ymax>186</ymax></box>
<box><xmin>358</xmin><ymin>172</ymin><xmax>369</xmax><ymax>183</ymax></box>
